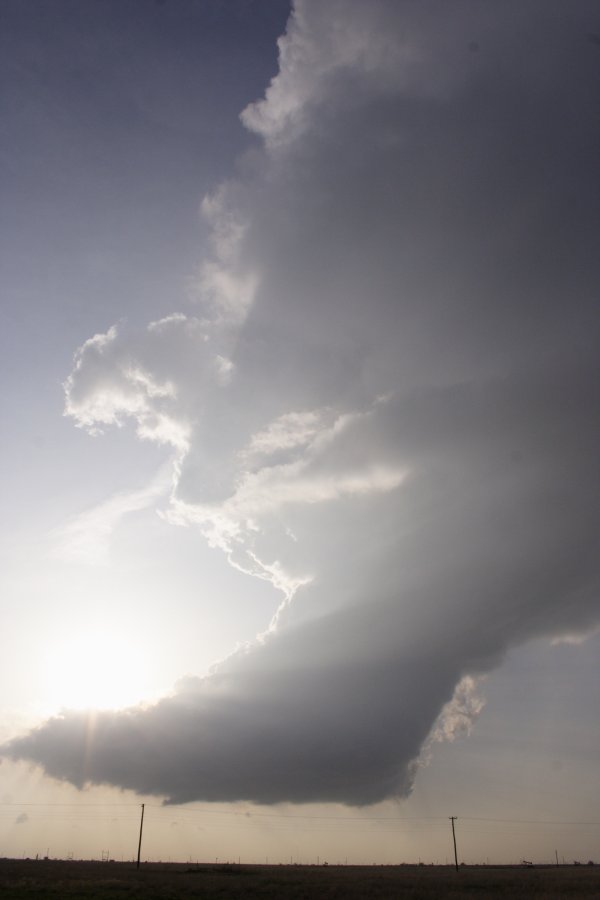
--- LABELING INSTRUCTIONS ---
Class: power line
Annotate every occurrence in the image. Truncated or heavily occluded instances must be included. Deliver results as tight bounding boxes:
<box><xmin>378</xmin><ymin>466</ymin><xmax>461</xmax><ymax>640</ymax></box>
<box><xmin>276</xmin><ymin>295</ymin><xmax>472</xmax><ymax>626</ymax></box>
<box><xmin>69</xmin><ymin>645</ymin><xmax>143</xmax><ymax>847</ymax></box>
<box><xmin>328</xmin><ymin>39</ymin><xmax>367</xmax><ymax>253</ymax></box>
<box><xmin>0</xmin><ymin>802</ymin><xmax>140</xmax><ymax>808</ymax></box>
<box><xmin>1</xmin><ymin>802</ymin><xmax>598</xmax><ymax>827</ymax></box>
<box><xmin>460</xmin><ymin>816</ymin><xmax>600</xmax><ymax>827</ymax></box>
<box><xmin>146</xmin><ymin>807</ymin><xmax>445</xmax><ymax>822</ymax></box>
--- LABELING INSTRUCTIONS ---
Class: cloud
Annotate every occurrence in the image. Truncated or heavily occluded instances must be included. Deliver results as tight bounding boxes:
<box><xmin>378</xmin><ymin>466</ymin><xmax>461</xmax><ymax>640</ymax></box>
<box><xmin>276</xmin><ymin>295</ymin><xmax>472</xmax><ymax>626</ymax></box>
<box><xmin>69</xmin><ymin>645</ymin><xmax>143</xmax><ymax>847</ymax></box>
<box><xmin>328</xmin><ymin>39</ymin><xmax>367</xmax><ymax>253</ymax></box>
<box><xmin>3</xmin><ymin>0</ymin><xmax>600</xmax><ymax>805</ymax></box>
<box><xmin>64</xmin><ymin>322</ymin><xmax>191</xmax><ymax>451</ymax></box>
<box><xmin>49</xmin><ymin>464</ymin><xmax>173</xmax><ymax>565</ymax></box>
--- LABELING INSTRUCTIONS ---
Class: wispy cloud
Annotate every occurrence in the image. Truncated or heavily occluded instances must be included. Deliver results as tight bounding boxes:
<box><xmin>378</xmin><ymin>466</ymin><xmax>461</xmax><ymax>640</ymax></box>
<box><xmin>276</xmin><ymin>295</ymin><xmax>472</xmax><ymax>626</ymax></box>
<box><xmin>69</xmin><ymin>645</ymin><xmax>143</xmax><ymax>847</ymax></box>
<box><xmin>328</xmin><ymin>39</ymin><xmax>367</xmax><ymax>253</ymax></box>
<box><xmin>49</xmin><ymin>464</ymin><xmax>173</xmax><ymax>565</ymax></box>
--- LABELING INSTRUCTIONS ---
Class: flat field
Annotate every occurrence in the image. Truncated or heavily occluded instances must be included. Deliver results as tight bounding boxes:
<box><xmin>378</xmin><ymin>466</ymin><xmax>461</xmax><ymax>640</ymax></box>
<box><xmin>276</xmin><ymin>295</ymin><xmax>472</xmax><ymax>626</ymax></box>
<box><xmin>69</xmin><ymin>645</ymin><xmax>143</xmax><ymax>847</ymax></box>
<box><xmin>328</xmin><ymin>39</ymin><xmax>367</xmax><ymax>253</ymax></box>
<box><xmin>1</xmin><ymin>859</ymin><xmax>598</xmax><ymax>899</ymax></box>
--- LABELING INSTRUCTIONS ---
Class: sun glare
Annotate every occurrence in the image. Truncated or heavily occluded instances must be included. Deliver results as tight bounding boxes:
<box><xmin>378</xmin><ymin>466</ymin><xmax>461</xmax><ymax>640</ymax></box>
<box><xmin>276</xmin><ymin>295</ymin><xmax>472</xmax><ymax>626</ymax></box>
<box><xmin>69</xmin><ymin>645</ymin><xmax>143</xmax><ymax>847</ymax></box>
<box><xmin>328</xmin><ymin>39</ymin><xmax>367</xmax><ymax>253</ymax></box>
<box><xmin>43</xmin><ymin>631</ymin><xmax>151</xmax><ymax>712</ymax></box>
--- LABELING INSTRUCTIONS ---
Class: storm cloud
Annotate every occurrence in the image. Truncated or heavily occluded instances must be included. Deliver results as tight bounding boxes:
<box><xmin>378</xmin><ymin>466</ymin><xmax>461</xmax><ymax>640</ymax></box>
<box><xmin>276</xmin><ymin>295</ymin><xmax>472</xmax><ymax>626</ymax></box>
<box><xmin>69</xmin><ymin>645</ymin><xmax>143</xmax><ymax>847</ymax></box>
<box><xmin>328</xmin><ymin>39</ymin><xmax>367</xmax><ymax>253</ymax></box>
<box><xmin>4</xmin><ymin>0</ymin><xmax>600</xmax><ymax>805</ymax></box>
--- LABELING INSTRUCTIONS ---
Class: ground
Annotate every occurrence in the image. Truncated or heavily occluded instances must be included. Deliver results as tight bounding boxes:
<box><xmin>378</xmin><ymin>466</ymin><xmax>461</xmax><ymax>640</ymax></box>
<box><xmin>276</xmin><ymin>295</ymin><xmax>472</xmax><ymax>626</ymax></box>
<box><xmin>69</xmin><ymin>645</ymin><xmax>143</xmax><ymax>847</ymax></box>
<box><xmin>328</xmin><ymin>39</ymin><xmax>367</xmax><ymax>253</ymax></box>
<box><xmin>0</xmin><ymin>859</ymin><xmax>599</xmax><ymax>899</ymax></box>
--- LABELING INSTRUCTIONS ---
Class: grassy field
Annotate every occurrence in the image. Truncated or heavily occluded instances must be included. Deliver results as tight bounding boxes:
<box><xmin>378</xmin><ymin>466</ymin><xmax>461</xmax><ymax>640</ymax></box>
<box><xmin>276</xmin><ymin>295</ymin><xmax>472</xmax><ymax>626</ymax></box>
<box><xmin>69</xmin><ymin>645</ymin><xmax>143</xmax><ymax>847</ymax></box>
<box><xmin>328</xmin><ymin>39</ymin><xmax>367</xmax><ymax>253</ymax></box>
<box><xmin>0</xmin><ymin>859</ymin><xmax>599</xmax><ymax>899</ymax></box>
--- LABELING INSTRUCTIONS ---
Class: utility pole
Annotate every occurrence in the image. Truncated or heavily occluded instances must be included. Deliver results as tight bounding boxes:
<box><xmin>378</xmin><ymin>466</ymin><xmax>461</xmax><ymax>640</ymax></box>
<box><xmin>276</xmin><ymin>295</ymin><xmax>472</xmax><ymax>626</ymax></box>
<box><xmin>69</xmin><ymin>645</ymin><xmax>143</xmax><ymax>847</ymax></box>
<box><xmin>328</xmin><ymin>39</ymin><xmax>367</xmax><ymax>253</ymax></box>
<box><xmin>136</xmin><ymin>804</ymin><xmax>145</xmax><ymax>870</ymax></box>
<box><xmin>449</xmin><ymin>817</ymin><xmax>459</xmax><ymax>872</ymax></box>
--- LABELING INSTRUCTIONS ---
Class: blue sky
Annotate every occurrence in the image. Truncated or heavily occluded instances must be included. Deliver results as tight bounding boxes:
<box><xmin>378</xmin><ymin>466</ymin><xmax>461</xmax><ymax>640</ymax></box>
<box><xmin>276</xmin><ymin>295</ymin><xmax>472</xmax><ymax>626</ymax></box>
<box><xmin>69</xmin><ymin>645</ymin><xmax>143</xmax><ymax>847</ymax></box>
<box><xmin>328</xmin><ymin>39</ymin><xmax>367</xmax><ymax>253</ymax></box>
<box><xmin>1</xmin><ymin>0</ymin><xmax>599</xmax><ymax>865</ymax></box>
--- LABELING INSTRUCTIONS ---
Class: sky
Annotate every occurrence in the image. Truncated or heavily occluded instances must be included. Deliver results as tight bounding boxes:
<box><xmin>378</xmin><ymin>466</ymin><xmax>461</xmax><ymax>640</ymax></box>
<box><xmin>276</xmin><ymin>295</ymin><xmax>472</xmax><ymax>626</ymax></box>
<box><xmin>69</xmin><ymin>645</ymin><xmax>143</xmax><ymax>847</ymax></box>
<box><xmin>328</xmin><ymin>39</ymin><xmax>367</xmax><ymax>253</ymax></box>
<box><xmin>1</xmin><ymin>0</ymin><xmax>599</xmax><ymax>866</ymax></box>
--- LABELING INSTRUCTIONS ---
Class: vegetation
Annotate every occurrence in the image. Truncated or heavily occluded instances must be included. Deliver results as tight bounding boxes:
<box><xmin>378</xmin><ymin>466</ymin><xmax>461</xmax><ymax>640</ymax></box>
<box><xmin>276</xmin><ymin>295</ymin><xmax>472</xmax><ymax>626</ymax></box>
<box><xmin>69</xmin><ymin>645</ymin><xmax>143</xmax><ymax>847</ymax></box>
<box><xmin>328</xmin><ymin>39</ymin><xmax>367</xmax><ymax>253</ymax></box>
<box><xmin>1</xmin><ymin>859</ymin><xmax>599</xmax><ymax>899</ymax></box>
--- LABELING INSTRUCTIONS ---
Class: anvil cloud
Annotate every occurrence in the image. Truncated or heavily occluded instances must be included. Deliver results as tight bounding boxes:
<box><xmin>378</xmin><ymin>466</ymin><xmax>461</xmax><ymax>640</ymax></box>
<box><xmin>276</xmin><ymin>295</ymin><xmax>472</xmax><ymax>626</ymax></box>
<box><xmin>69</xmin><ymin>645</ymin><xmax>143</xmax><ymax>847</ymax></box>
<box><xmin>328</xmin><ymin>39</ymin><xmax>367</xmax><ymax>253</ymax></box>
<box><xmin>4</xmin><ymin>0</ymin><xmax>600</xmax><ymax>805</ymax></box>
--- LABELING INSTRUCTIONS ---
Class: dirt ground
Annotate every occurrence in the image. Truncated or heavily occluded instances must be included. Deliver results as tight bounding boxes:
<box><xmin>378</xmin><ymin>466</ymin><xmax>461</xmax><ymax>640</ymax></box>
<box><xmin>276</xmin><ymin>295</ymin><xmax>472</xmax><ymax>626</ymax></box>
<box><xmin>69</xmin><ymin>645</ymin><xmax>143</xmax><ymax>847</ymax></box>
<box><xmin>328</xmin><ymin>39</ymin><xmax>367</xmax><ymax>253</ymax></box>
<box><xmin>1</xmin><ymin>858</ymin><xmax>599</xmax><ymax>899</ymax></box>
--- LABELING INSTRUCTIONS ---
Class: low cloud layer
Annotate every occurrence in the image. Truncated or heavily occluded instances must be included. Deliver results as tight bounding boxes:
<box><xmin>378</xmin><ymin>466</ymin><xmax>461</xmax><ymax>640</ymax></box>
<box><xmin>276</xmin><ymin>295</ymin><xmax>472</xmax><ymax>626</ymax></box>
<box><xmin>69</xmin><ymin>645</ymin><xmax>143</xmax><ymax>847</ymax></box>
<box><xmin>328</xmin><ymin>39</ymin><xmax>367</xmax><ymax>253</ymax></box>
<box><xmin>4</xmin><ymin>0</ymin><xmax>600</xmax><ymax>805</ymax></box>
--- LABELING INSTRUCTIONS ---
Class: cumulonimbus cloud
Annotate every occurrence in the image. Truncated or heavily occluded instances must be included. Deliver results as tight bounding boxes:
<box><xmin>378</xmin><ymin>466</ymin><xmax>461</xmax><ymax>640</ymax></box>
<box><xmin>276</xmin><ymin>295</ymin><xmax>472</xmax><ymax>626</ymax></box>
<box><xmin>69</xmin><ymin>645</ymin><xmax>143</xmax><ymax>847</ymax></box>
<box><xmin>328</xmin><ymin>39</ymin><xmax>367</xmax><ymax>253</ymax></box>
<box><xmin>4</xmin><ymin>0</ymin><xmax>600</xmax><ymax>805</ymax></box>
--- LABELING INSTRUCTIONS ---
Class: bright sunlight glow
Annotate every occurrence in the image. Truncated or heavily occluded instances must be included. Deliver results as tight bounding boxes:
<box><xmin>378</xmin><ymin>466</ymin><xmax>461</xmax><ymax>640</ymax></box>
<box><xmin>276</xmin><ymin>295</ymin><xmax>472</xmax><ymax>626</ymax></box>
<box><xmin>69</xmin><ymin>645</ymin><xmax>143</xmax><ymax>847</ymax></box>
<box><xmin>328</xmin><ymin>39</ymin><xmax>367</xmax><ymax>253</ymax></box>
<box><xmin>42</xmin><ymin>631</ymin><xmax>151</xmax><ymax>712</ymax></box>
